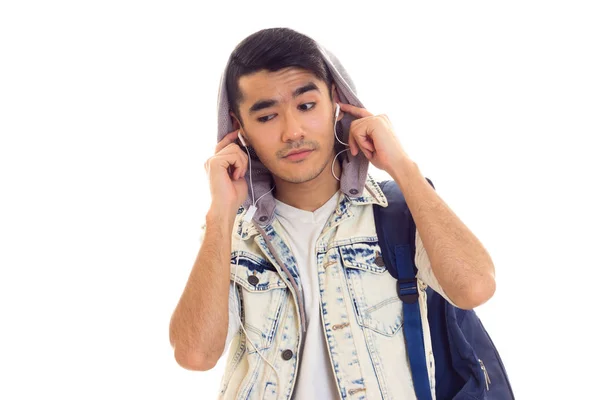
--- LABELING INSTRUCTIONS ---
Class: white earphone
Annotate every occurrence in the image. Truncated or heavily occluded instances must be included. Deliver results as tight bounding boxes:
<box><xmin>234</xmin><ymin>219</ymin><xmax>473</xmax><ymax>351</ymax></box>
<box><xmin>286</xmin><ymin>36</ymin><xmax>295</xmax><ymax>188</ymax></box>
<box><xmin>332</xmin><ymin>102</ymin><xmax>350</xmax><ymax>181</ymax></box>
<box><xmin>231</xmin><ymin>128</ymin><xmax>279</xmax><ymax>394</ymax></box>
<box><xmin>237</xmin><ymin>131</ymin><xmax>247</xmax><ymax>147</ymax></box>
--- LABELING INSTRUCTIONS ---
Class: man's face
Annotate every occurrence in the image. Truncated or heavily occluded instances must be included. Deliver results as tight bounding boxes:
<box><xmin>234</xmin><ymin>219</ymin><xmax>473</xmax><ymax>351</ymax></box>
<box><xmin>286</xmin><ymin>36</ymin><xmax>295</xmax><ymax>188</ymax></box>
<box><xmin>234</xmin><ymin>67</ymin><xmax>341</xmax><ymax>184</ymax></box>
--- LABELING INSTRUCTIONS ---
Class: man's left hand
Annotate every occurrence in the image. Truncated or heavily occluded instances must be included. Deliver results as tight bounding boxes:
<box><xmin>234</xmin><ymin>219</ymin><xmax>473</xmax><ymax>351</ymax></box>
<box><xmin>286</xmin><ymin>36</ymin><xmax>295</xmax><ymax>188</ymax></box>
<box><xmin>339</xmin><ymin>102</ymin><xmax>411</xmax><ymax>174</ymax></box>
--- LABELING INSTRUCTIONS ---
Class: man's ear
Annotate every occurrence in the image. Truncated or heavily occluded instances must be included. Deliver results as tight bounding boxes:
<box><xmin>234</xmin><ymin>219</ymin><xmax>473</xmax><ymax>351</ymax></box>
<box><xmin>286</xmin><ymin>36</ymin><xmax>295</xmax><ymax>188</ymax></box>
<box><xmin>230</xmin><ymin>111</ymin><xmax>252</xmax><ymax>146</ymax></box>
<box><xmin>331</xmin><ymin>83</ymin><xmax>345</xmax><ymax>122</ymax></box>
<box><xmin>229</xmin><ymin>111</ymin><xmax>242</xmax><ymax>130</ymax></box>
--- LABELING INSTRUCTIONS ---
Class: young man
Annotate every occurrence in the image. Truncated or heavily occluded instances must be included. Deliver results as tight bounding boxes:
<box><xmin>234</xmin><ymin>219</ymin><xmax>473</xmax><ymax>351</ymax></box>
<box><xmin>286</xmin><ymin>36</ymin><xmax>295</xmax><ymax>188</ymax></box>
<box><xmin>169</xmin><ymin>28</ymin><xmax>496</xmax><ymax>400</ymax></box>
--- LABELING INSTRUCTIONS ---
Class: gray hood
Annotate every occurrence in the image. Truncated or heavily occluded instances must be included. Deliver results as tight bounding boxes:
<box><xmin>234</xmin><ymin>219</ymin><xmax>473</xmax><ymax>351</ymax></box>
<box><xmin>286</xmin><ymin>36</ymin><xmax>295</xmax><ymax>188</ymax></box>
<box><xmin>216</xmin><ymin>39</ymin><xmax>370</xmax><ymax>227</ymax></box>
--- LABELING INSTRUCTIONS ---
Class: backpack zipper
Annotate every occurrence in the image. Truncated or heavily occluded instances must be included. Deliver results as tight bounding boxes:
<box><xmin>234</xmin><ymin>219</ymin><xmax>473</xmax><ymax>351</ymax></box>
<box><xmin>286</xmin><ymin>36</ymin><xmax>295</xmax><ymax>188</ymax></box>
<box><xmin>478</xmin><ymin>359</ymin><xmax>491</xmax><ymax>391</ymax></box>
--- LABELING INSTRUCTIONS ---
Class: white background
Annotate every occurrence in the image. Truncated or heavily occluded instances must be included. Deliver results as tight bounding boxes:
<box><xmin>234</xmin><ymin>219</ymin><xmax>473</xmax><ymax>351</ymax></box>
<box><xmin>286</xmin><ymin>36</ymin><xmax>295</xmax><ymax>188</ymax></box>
<box><xmin>1</xmin><ymin>1</ymin><xmax>599</xmax><ymax>399</ymax></box>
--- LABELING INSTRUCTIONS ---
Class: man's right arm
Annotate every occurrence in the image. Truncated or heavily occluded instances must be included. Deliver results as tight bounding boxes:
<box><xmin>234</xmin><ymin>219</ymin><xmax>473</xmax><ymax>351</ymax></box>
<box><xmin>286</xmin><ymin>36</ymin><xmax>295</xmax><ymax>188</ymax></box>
<box><xmin>168</xmin><ymin>208</ymin><xmax>236</xmax><ymax>371</ymax></box>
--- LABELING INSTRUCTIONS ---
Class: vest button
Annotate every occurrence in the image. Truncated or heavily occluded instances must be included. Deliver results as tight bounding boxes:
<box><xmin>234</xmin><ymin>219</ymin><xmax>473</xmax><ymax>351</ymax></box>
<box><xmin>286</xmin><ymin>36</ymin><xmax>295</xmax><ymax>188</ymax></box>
<box><xmin>374</xmin><ymin>256</ymin><xmax>385</xmax><ymax>267</ymax></box>
<box><xmin>349</xmin><ymin>188</ymin><xmax>359</xmax><ymax>195</ymax></box>
<box><xmin>248</xmin><ymin>275</ymin><xmax>259</xmax><ymax>286</ymax></box>
<box><xmin>259</xmin><ymin>216</ymin><xmax>268</xmax><ymax>222</ymax></box>
<box><xmin>281</xmin><ymin>349</ymin><xmax>294</xmax><ymax>360</ymax></box>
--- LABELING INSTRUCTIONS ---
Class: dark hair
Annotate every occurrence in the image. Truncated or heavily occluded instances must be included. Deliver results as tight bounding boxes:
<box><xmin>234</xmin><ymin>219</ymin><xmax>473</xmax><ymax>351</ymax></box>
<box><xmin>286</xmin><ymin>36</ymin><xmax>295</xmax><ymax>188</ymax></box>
<box><xmin>226</xmin><ymin>27</ymin><xmax>334</xmax><ymax>127</ymax></box>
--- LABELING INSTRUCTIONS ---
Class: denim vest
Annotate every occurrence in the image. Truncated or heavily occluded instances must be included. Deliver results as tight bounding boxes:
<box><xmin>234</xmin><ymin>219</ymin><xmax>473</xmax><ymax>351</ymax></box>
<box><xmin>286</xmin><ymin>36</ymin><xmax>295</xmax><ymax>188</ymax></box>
<box><xmin>217</xmin><ymin>175</ymin><xmax>437</xmax><ymax>400</ymax></box>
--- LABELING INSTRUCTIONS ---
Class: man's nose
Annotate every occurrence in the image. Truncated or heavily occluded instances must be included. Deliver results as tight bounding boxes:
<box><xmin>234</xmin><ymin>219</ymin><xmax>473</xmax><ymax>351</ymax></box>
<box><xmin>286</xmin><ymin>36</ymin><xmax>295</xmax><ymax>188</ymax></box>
<box><xmin>281</xmin><ymin>111</ymin><xmax>304</xmax><ymax>142</ymax></box>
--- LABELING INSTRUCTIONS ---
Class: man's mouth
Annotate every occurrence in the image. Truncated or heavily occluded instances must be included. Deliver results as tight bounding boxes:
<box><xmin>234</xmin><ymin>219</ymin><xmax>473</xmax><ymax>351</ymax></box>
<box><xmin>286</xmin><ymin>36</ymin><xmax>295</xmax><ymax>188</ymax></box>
<box><xmin>284</xmin><ymin>149</ymin><xmax>313</xmax><ymax>161</ymax></box>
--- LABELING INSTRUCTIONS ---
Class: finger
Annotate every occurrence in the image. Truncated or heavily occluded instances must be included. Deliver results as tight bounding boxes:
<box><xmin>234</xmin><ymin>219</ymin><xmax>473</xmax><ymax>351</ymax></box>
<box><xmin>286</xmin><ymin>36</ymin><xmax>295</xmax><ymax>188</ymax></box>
<box><xmin>356</xmin><ymin>135</ymin><xmax>374</xmax><ymax>158</ymax></box>
<box><xmin>338</xmin><ymin>103</ymin><xmax>373</xmax><ymax>119</ymax></box>
<box><xmin>350</xmin><ymin>133</ymin><xmax>362</xmax><ymax>157</ymax></box>
<box><xmin>208</xmin><ymin>150</ymin><xmax>247</xmax><ymax>180</ymax></box>
<box><xmin>235</xmin><ymin>166</ymin><xmax>246</xmax><ymax>180</ymax></box>
<box><xmin>215</xmin><ymin>130</ymin><xmax>241</xmax><ymax>154</ymax></box>
<box><xmin>357</xmin><ymin>142</ymin><xmax>374</xmax><ymax>159</ymax></box>
<box><xmin>349</xmin><ymin>122</ymin><xmax>376</xmax><ymax>154</ymax></box>
<box><xmin>358</xmin><ymin>134</ymin><xmax>375</xmax><ymax>153</ymax></box>
<box><xmin>232</xmin><ymin>150</ymin><xmax>248</xmax><ymax>180</ymax></box>
<box><xmin>219</xmin><ymin>141</ymin><xmax>249</xmax><ymax>161</ymax></box>
<box><xmin>235</xmin><ymin>163</ymin><xmax>247</xmax><ymax>180</ymax></box>
<box><xmin>237</xmin><ymin>148</ymin><xmax>250</xmax><ymax>179</ymax></box>
<box><xmin>224</xmin><ymin>144</ymin><xmax>250</xmax><ymax>178</ymax></box>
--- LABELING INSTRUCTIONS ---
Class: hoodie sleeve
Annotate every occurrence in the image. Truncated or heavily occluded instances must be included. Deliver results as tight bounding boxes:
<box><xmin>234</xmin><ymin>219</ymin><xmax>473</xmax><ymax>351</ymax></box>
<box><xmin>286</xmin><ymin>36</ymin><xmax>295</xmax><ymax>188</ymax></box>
<box><xmin>414</xmin><ymin>228</ymin><xmax>459</xmax><ymax>308</ymax></box>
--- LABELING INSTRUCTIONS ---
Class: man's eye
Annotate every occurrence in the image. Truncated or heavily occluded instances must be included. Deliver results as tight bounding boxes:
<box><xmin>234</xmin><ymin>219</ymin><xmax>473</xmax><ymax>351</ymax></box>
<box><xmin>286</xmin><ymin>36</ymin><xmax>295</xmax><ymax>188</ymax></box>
<box><xmin>299</xmin><ymin>102</ymin><xmax>316</xmax><ymax>111</ymax></box>
<box><xmin>257</xmin><ymin>103</ymin><xmax>315</xmax><ymax>122</ymax></box>
<box><xmin>257</xmin><ymin>114</ymin><xmax>275</xmax><ymax>123</ymax></box>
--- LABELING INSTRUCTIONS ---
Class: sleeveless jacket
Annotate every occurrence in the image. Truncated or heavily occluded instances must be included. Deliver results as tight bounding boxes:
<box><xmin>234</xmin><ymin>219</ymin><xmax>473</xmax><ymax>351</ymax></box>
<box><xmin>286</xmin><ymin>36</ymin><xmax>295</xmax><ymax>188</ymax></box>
<box><xmin>216</xmin><ymin>174</ymin><xmax>439</xmax><ymax>400</ymax></box>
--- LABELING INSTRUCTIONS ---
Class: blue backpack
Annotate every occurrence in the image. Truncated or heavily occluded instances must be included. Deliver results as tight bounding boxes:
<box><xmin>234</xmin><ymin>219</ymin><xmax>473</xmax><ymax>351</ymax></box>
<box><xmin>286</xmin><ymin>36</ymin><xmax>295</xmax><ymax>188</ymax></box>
<box><xmin>373</xmin><ymin>179</ymin><xmax>515</xmax><ymax>400</ymax></box>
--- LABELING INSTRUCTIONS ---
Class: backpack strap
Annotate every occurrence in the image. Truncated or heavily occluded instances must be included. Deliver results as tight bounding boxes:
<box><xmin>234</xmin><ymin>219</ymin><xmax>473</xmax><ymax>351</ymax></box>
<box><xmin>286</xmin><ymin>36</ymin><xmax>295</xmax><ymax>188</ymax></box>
<box><xmin>374</xmin><ymin>179</ymin><xmax>435</xmax><ymax>400</ymax></box>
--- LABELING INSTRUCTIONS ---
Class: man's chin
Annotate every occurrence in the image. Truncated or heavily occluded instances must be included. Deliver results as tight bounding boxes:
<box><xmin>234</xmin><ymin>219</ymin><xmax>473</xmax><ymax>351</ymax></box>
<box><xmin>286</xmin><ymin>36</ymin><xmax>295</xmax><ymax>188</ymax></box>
<box><xmin>276</xmin><ymin>159</ymin><xmax>331</xmax><ymax>184</ymax></box>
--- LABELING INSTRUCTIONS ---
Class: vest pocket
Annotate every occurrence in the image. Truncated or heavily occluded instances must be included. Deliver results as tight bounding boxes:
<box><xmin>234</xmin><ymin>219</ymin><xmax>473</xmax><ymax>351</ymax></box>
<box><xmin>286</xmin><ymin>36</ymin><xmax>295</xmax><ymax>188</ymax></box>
<box><xmin>339</xmin><ymin>241</ymin><xmax>403</xmax><ymax>336</ymax></box>
<box><xmin>230</xmin><ymin>251</ymin><xmax>288</xmax><ymax>354</ymax></box>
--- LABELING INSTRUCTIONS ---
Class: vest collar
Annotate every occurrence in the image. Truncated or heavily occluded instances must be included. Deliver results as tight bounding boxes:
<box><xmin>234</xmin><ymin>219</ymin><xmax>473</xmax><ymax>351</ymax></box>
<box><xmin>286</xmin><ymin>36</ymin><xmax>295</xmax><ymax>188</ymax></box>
<box><xmin>234</xmin><ymin>173</ymin><xmax>388</xmax><ymax>241</ymax></box>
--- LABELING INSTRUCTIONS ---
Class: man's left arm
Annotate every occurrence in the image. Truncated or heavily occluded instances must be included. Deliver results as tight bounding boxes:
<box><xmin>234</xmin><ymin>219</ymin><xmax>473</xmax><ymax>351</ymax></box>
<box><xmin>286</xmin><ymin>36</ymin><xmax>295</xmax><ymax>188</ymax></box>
<box><xmin>391</xmin><ymin>158</ymin><xmax>496</xmax><ymax>310</ymax></box>
<box><xmin>337</xmin><ymin>102</ymin><xmax>496</xmax><ymax>309</ymax></box>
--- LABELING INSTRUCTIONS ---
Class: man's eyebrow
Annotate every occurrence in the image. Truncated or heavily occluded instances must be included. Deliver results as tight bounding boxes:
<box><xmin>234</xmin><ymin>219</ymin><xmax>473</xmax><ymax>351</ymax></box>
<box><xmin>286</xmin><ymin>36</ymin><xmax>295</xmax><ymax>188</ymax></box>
<box><xmin>292</xmin><ymin>82</ymin><xmax>320</xmax><ymax>98</ymax></box>
<box><xmin>248</xmin><ymin>82</ymin><xmax>321</xmax><ymax>115</ymax></box>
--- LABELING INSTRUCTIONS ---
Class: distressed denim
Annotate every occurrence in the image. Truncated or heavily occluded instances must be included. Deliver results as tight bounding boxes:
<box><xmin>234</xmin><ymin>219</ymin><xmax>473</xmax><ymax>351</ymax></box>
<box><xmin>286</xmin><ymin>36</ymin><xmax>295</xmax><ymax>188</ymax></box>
<box><xmin>217</xmin><ymin>175</ymin><xmax>437</xmax><ymax>400</ymax></box>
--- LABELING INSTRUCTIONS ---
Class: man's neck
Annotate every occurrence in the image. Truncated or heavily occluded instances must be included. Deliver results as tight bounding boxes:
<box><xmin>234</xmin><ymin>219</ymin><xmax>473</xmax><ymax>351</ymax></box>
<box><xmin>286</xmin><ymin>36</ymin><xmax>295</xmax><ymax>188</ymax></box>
<box><xmin>273</xmin><ymin>160</ymin><xmax>342</xmax><ymax>212</ymax></box>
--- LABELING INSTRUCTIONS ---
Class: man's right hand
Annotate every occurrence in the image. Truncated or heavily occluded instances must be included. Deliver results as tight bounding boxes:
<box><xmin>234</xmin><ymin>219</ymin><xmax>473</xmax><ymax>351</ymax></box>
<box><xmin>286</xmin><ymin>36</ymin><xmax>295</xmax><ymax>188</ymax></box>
<box><xmin>204</xmin><ymin>130</ymin><xmax>249</xmax><ymax>216</ymax></box>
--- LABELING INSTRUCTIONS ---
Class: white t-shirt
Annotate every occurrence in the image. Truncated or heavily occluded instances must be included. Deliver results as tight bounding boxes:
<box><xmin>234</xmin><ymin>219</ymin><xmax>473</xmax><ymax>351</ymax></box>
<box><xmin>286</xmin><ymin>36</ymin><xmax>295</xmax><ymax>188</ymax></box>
<box><xmin>226</xmin><ymin>190</ymin><xmax>340</xmax><ymax>399</ymax></box>
<box><xmin>224</xmin><ymin>190</ymin><xmax>455</xmax><ymax>399</ymax></box>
